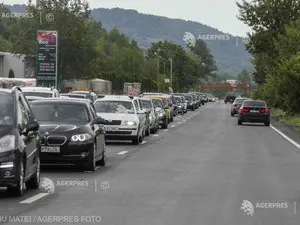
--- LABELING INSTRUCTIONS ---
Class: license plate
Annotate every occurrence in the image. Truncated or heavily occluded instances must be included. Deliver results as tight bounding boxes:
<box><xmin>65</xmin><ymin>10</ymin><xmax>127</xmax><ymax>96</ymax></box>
<box><xmin>41</xmin><ymin>146</ymin><xmax>60</xmax><ymax>153</ymax></box>
<box><xmin>105</xmin><ymin>127</ymin><xmax>118</xmax><ymax>131</ymax></box>
<box><xmin>250</xmin><ymin>110</ymin><xmax>259</xmax><ymax>113</ymax></box>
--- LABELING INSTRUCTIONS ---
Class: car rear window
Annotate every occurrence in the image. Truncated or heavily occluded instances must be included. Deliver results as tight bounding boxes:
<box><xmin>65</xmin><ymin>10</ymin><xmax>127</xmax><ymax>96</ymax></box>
<box><xmin>243</xmin><ymin>101</ymin><xmax>266</xmax><ymax>107</ymax></box>
<box><xmin>235</xmin><ymin>99</ymin><xmax>247</xmax><ymax>104</ymax></box>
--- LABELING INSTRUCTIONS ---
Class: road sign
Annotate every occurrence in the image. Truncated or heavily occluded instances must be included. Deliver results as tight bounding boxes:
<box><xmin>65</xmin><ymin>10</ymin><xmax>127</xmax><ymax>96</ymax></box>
<box><xmin>36</xmin><ymin>30</ymin><xmax>58</xmax><ymax>88</ymax></box>
<box><xmin>165</xmin><ymin>79</ymin><xmax>170</xmax><ymax>83</ymax></box>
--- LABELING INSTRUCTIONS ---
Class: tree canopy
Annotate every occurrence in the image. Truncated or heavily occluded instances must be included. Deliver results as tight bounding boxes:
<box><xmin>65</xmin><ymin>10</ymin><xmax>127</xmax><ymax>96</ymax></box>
<box><xmin>0</xmin><ymin>0</ymin><xmax>219</xmax><ymax>92</ymax></box>
<box><xmin>238</xmin><ymin>0</ymin><xmax>300</xmax><ymax>114</ymax></box>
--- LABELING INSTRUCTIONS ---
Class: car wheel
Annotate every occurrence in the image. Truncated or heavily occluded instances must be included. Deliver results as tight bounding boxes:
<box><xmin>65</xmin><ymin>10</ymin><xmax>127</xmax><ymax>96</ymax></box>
<box><xmin>231</xmin><ymin>112</ymin><xmax>234</xmax><ymax>117</ymax></box>
<box><xmin>7</xmin><ymin>160</ymin><xmax>25</xmax><ymax>196</ymax></box>
<box><xmin>162</xmin><ymin>119</ymin><xmax>168</xmax><ymax>129</ymax></box>
<box><xmin>192</xmin><ymin>106</ymin><xmax>195</xmax><ymax>111</ymax></box>
<box><xmin>132</xmin><ymin>130</ymin><xmax>140</xmax><ymax>144</ymax></box>
<box><xmin>265</xmin><ymin>122</ymin><xmax>270</xmax><ymax>126</ymax></box>
<box><xmin>26</xmin><ymin>157</ymin><xmax>40</xmax><ymax>189</ymax></box>
<box><xmin>238</xmin><ymin>120</ymin><xmax>242</xmax><ymax>125</ymax></box>
<box><xmin>146</xmin><ymin>126</ymin><xmax>150</xmax><ymax>136</ymax></box>
<box><xmin>97</xmin><ymin>151</ymin><xmax>106</xmax><ymax>166</ymax></box>
<box><xmin>86</xmin><ymin>143</ymin><xmax>96</xmax><ymax>171</ymax></box>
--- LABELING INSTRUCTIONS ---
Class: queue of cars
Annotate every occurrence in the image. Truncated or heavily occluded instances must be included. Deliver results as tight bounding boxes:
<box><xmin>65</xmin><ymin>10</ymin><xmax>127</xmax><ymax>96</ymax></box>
<box><xmin>229</xmin><ymin>96</ymin><xmax>271</xmax><ymax>126</ymax></box>
<box><xmin>0</xmin><ymin>86</ymin><xmax>215</xmax><ymax>196</ymax></box>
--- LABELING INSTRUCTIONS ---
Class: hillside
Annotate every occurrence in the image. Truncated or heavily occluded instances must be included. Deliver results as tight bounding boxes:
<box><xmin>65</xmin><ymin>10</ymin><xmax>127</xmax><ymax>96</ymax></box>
<box><xmin>7</xmin><ymin>5</ymin><xmax>252</xmax><ymax>76</ymax></box>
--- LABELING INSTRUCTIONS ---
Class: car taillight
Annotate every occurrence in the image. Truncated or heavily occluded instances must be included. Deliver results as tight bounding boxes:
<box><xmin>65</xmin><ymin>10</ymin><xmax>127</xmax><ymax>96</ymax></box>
<box><xmin>240</xmin><ymin>107</ymin><xmax>248</xmax><ymax>112</ymax></box>
<box><xmin>259</xmin><ymin>108</ymin><xmax>269</xmax><ymax>113</ymax></box>
<box><xmin>232</xmin><ymin>104</ymin><xmax>237</xmax><ymax>107</ymax></box>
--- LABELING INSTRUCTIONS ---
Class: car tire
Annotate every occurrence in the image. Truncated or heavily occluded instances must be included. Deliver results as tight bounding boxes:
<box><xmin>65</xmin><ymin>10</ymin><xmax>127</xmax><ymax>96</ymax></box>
<box><xmin>132</xmin><ymin>130</ymin><xmax>140</xmax><ymax>144</ymax></box>
<box><xmin>97</xmin><ymin>151</ymin><xmax>106</xmax><ymax>166</ymax></box>
<box><xmin>238</xmin><ymin>120</ymin><xmax>242</xmax><ymax>125</ymax></box>
<box><xmin>86</xmin><ymin>143</ymin><xmax>96</xmax><ymax>171</ymax></box>
<box><xmin>26</xmin><ymin>157</ymin><xmax>40</xmax><ymax>189</ymax></box>
<box><xmin>231</xmin><ymin>112</ymin><xmax>234</xmax><ymax>117</ymax></box>
<box><xmin>146</xmin><ymin>126</ymin><xmax>150</xmax><ymax>136</ymax></box>
<box><xmin>162</xmin><ymin>119</ymin><xmax>168</xmax><ymax>129</ymax></box>
<box><xmin>7</xmin><ymin>160</ymin><xmax>25</xmax><ymax>196</ymax></box>
<box><xmin>265</xmin><ymin>122</ymin><xmax>270</xmax><ymax>126</ymax></box>
<box><xmin>192</xmin><ymin>106</ymin><xmax>195</xmax><ymax>111</ymax></box>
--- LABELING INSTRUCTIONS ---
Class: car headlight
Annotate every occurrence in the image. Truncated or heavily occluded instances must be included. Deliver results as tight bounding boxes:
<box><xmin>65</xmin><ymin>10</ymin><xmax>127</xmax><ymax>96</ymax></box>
<box><xmin>0</xmin><ymin>161</ymin><xmax>13</xmax><ymax>168</ymax></box>
<box><xmin>0</xmin><ymin>135</ymin><xmax>15</xmax><ymax>152</ymax></box>
<box><xmin>123</xmin><ymin>121</ymin><xmax>137</xmax><ymax>125</ymax></box>
<box><xmin>70</xmin><ymin>133</ymin><xmax>91</xmax><ymax>142</ymax></box>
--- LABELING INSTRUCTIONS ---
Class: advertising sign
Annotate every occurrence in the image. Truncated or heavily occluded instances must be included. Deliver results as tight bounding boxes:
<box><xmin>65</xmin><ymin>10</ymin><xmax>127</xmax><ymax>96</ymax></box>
<box><xmin>36</xmin><ymin>30</ymin><xmax>58</xmax><ymax>87</ymax></box>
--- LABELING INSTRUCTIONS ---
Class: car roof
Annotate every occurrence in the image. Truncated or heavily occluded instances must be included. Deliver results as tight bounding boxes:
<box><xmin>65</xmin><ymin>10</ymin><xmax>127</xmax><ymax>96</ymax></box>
<box><xmin>30</xmin><ymin>98</ymin><xmax>90</xmax><ymax>105</ymax></box>
<box><xmin>95</xmin><ymin>96</ymin><xmax>133</xmax><ymax>102</ymax></box>
<box><xmin>0</xmin><ymin>89</ymin><xmax>13</xmax><ymax>93</ymax></box>
<box><xmin>21</xmin><ymin>87</ymin><xmax>54</xmax><ymax>92</ymax></box>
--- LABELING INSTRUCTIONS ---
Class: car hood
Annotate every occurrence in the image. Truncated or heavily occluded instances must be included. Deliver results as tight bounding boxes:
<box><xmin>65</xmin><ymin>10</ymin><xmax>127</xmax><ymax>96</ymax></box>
<box><xmin>38</xmin><ymin>123</ymin><xmax>83</xmax><ymax>134</ymax></box>
<box><xmin>96</xmin><ymin>113</ymin><xmax>137</xmax><ymax>121</ymax></box>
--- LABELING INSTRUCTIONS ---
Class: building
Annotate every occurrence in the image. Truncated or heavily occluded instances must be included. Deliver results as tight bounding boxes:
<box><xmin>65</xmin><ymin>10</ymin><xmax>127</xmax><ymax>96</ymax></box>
<box><xmin>0</xmin><ymin>52</ymin><xmax>35</xmax><ymax>78</ymax></box>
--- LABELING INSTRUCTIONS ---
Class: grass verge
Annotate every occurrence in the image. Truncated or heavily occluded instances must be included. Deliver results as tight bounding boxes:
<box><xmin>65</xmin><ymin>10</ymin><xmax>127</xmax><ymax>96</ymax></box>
<box><xmin>271</xmin><ymin>108</ymin><xmax>300</xmax><ymax>132</ymax></box>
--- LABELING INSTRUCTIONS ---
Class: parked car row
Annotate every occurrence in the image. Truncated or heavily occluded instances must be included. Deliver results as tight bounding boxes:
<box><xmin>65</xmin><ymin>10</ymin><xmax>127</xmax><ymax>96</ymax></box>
<box><xmin>0</xmin><ymin>86</ymin><xmax>214</xmax><ymax>197</ymax></box>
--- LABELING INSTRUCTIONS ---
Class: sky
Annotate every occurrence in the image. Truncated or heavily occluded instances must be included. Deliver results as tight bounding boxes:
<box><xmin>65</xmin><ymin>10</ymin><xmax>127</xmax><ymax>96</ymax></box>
<box><xmin>5</xmin><ymin>0</ymin><xmax>252</xmax><ymax>36</ymax></box>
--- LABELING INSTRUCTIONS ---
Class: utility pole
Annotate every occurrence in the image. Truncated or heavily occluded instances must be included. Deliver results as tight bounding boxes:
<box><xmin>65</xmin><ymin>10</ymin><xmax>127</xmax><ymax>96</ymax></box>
<box><xmin>169</xmin><ymin>57</ymin><xmax>172</xmax><ymax>89</ymax></box>
<box><xmin>154</xmin><ymin>52</ymin><xmax>160</xmax><ymax>91</ymax></box>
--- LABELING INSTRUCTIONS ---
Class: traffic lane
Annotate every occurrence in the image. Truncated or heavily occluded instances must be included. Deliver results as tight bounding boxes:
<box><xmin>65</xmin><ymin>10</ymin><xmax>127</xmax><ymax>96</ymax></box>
<box><xmin>18</xmin><ymin>101</ymin><xmax>300</xmax><ymax>225</ymax></box>
<box><xmin>0</xmin><ymin>105</ymin><xmax>204</xmax><ymax>221</ymax></box>
<box><xmin>1</xmin><ymin>103</ymin><xmax>225</xmax><ymax>225</ymax></box>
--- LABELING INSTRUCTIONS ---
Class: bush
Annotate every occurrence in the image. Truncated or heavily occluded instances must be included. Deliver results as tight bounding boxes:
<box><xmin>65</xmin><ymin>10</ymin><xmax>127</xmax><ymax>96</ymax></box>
<box><xmin>271</xmin><ymin>108</ymin><xmax>287</xmax><ymax>121</ymax></box>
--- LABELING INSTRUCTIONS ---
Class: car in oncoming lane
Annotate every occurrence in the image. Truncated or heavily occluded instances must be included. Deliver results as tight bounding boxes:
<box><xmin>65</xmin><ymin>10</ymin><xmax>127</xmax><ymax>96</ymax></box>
<box><xmin>30</xmin><ymin>98</ymin><xmax>107</xmax><ymax>171</ymax></box>
<box><xmin>238</xmin><ymin>100</ymin><xmax>270</xmax><ymax>126</ymax></box>
<box><xmin>231</xmin><ymin>97</ymin><xmax>250</xmax><ymax>116</ymax></box>
<box><xmin>0</xmin><ymin>87</ymin><xmax>40</xmax><ymax>196</ymax></box>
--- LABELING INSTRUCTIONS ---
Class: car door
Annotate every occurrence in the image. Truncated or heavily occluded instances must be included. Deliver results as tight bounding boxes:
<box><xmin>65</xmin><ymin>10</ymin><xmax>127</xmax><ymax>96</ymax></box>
<box><xmin>138</xmin><ymin>98</ymin><xmax>148</xmax><ymax>126</ymax></box>
<box><xmin>133</xmin><ymin>100</ymin><xmax>143</xmax><ymax>134</ymax></box>
<box><xmin>89</xmin><ymin>103</ymin><xmax>104</xmax><ymax>158</ymax></box>
<box><xmin>18</xmin><ymin>94</ymin><xmax>37</xmax><ymax>178</ymax></box>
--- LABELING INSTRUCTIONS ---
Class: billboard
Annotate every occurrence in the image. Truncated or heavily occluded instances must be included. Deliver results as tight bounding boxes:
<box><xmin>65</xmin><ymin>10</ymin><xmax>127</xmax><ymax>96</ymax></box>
<box><xmin>36</xmin><ymin>30</ymin><xmax>58</xmax><ymax>87</ymax></box>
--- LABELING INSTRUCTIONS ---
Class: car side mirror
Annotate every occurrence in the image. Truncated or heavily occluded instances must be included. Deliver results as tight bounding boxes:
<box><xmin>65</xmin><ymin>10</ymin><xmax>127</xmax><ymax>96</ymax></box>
<box><xmin>92</xmin><ymin>117</ymin><xmax>106</xmax><ymax>125</ymax></box>
<box><xmin>26</xmin><ymin>120</ymin><xmax>39</xmax><ymax>134</ymax></box>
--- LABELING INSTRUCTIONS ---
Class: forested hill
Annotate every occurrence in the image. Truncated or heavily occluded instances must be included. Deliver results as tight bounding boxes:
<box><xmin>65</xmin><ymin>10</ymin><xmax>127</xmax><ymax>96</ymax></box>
<box><xmin>7</xmin><ymin>5</ymin><xmax>252</xmax><ymax>76</ymax></box>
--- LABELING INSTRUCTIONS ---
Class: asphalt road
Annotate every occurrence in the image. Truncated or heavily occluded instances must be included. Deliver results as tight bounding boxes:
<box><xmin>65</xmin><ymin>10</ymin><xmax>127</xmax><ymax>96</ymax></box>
<box><xmin>2</xmin><ymin>102</ymin><xmax>300</xmax><ymax>224</ymax></box>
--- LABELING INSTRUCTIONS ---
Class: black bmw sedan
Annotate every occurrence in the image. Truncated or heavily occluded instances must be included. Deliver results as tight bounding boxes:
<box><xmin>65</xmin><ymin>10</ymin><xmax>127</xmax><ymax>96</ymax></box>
<box><xmin>30</xmin><ymin>98</ymin><xmax>106</xmax><ymax>171</ymax></box>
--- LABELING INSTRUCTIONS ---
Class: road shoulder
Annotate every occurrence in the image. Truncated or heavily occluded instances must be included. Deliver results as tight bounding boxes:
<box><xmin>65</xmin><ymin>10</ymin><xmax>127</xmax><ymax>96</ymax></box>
<box><xmin>271</xmin><ymin>119</ymin><xmax>300</xmax><ymax>146</ymax></box>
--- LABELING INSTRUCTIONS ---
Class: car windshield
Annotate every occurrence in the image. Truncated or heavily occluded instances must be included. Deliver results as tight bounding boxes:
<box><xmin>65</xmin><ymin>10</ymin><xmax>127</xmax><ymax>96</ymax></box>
<box><xmin>0</xmin><ymin>92</ymin><xmax>14</xmax><ymax>125</ymax></box>
<box><xmin>235</xmin><ymin>98</ymin><xmax>248</xmax><ymax>104</ymax></box>
<box><xmin>140</xmin><ymin>99</ymin><xmax>152</xmax><ymax>109</ymax></box>
<box><xmin>243</xmin><ymin>101</ymin><xmax>266</xmax><ymax>107</ymax></box>
<box><xmin>94</xmin><ymin>101</ymin><xmax>135</xmax><ymax>114</ymax></box>
<box><xmin>23</xmin><ymin>92</ymin><xmax>52</xmax><ymax>97</ymax></box>
<box><xmin>185</xmin><ymin>95</ymin><xmax>192</xmax><ymax>101</ymax></box>
<box><xmin>152</xmin><ymin>99</ymin><xmax>164</xmax><ymax>108</ymax></box>
<box><xmin>175</xmin><ymin>97</ymin><xmax>182</xmax><ymax>103</ymax></box>
<box><xmin>31</xmin><ymin>103</ymin><xmax>89</xmax><ymax>122</ymax></box>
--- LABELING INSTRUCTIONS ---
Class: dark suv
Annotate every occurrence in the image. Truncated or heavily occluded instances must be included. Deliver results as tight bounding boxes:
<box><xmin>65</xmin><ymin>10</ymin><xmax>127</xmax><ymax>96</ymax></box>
<box><xmin>224</xmin><ymin>94</ymin><xmax>236</xmax><ymax>104</ymax></box>
<box><xmin>0</xmin><ymin>87</ymin><xmax>40</xmax><ymax>196</ymax></box>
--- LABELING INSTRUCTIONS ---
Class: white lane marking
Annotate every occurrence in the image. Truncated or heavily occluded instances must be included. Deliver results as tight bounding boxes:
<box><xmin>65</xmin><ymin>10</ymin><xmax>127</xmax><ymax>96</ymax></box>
<box><xmin>19</xmin><ymin>193</ymin><xmax>49</xmax><ymax>204</ymax></box>
<box><xmin>152</xmin><ymin>134</ymin><xmax>159</xmax><ymax>137</ymax></box>
<box><xmin>141</xmin><ymin>140</ymin><xmax>147</xmax><ymax>144</ymax></box>
<box><xmin>117</xmin><ymin>151</ymin><xmax>128</xmax><ymax>155</ymax></box>
<box><xmin>163</xmin><ymin>129</ymin><xmax>168</xmax><ymax>131</ymax></box>
<box><xmin>171</xmin><ymin>125</ymin><xmax>175</xmax><ymax>127</ymax></box>
<box><xmin>270</xmin><ymin>125</ymin><xmax>300</xmax><ymax>149</ymax></box>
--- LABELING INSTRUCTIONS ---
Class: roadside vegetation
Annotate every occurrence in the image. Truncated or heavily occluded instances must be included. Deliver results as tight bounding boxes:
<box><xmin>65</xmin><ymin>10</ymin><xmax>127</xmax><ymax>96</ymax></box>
<box><xmin>237</xmin><ymin>0</ymin><xmax>300</xmax><ymax>130</ymax></box>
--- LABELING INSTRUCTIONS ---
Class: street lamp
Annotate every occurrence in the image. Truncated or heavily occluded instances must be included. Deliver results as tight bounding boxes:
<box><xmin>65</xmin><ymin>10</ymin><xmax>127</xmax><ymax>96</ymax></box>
<box><xmin>168</xmin><ymin>57</ymin><xmax>172</xmax><ymax>88</ymax></box>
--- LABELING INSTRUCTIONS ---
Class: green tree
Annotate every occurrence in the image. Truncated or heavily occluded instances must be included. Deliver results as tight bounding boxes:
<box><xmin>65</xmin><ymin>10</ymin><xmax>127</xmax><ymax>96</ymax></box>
<box><xmin>237</xmin><ymin>69</ymin><xmax>251</xmax><ymax>83</ymax></box>
<box><xmin>237</xmin><ymin>0</ymin><xmax>300</xmax><ymax>84</ymax></box>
